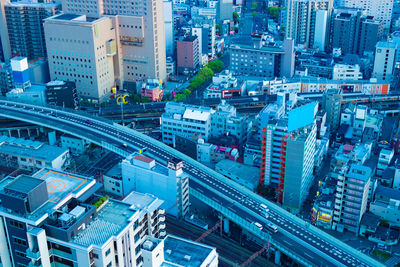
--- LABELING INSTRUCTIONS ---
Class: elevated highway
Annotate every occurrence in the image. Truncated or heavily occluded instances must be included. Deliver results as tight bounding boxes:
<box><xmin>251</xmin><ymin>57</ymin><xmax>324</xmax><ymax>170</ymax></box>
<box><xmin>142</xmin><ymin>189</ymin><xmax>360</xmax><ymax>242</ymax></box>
<box><xmin>0</xmin><ymin>100</ymin><xmax>383</xmax><ymax>267</ymax></box>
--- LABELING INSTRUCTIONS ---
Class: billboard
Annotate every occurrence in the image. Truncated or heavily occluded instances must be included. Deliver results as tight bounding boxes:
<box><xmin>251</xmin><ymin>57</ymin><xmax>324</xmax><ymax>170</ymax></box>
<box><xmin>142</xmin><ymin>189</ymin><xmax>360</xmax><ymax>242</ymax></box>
<box><xmin>288</xmin><ymin>102</ymin><xmax>317</xmax><ymax>132</ymax></box>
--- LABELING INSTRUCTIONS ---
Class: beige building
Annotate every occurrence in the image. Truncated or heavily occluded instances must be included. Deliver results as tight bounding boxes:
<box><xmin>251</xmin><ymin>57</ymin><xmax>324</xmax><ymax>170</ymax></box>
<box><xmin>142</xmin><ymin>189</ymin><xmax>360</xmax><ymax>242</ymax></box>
<box><xmin>44</xmin><ymin>14</ymin><xmax>118</xmax><ymax>102</ymax></box>
<box><xmin>62</xmin><ymin>0</ymin><xmax>166</xmax><ymax>91</ymax></box>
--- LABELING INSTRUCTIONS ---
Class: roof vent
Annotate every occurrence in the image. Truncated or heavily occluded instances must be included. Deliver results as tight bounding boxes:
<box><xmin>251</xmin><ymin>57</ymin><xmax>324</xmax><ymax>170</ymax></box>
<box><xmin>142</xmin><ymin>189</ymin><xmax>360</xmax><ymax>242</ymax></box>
<box><xmin>184</xmin><ymin>255</ymin><xmax>191</xmax><ymax>261</ymax></box>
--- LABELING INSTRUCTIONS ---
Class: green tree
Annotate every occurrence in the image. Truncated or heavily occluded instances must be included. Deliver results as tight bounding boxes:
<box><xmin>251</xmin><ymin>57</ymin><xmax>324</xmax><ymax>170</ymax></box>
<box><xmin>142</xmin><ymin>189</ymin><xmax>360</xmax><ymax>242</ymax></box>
<box><xmin>208</xmin><ymin>60</ymin><xmax>225</xmax><ymax>73</ymax></box>
<box><xmin>131</xmin><ymin>94</ymin><xmax>141</xmax><ymax>103</ymax></box>
<box><xmin>141</xmin><ymin>96</ymin><xmax>151</xmax><ymax>103</ymax></box>
<box><xmin>251</xmin><ymin>1</ymin><xmax>258</xmax><ymax>9</ymax></box>
<box><xmin>183</xmin><ymin>88</ymin><xmax>192</xmax><ymax>96</ymax></box>
<box><xmin>267</xmin><ymin>7</ymin><xmax>279</xmax><ymax>20</ymax></box>
<box><xmin>189</xmin><ymin>76</ymin><xmax>205</xmax><ymax>90</ymax></box>
<box><xmin>233</xmin><ymin>12</ymin><xmax>240</xmax><ymax>23</ymax></box>
<box><xmin>251</xmin><ymin>11</ymin><xmax>258</xmax><ymax>19</ymax></box>
<box><xmin>216</xmin><ymin>24</ymin><xmax>222</xmax><ymax>33</ymax></box>
<box><xmin>198</xmin><ymin>66</ymin><xmax>214</xmax><ymax>81</ymax></box>
<box><xmin>173</xmin><ymin>94</ymin><xmax>186</xmax><ymax>102</ymax></box>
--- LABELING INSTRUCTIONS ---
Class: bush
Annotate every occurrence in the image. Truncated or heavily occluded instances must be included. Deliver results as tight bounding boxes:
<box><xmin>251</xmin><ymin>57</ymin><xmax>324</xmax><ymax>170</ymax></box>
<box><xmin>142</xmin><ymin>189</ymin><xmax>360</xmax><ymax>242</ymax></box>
<box><xmin>371</xmin><ymin>249</ymin><xmax>391</xmax><ymax>261</ymax></box>
<box><xmin>93</xmin><ymin>195</ymin><xmax>109</xmax><ymax>209</ymax></box>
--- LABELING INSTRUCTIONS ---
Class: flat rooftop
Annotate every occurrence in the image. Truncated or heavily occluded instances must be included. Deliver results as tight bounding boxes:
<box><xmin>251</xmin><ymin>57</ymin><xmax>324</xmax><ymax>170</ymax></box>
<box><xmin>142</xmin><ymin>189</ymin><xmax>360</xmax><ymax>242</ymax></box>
<box><xmin>0</xmin><ymin>169</ymin><xmax>94</xmax><ymax>223</ymax></box>
<box><xmin>0</xmin><ymin>136</ymin><xmax>68</xmax><ymax>162</ymax></box>
<box><xmin>5</xmin><ymin>175</ymin><xmax>44</xmax><ymax>195</ymax></box>
<box><xmin>72</xmin><ymin>200</ymin><xmax>136</xmax><ymax>247</ymax></box>
<box><xmin>162</xmin><ymin>235</ymin><xmax>216</xmax><ymax>267</ymax></box>
<box><xmin>123</xmin><ymin>191</ymin><xmax>163</xmax><ymax>213</ymax></box>
<box><xmin>215</xmin><ymin>159</ymin><xmax>259</xmax><ymax>185</ymax></box>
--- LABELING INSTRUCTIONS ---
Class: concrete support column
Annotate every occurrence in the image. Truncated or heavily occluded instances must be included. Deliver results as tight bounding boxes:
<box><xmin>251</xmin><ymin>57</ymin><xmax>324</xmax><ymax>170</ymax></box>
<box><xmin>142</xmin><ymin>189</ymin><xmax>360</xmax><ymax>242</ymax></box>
<box><xmin>8</xmin><ymin>129</ymin><xmax>11</xmax><ymax>137</ymax></box>
<box><xmin>223</xmin><ymin>217</ymin><xmax>230</xmax><ymax>234</ymax></box>
<box><xmin>17</xmin><ymin>129</ymin><xmax>20</xmax><ymax>138</ymax></box>
<box><xmin>36</xmin><ymin>128</ymin><xmax>39</xmax><ymax>135</ymax></box>
<box><xmin>274</xmin><ymin>250</ymin><xmax>281</xmax><ymax>265</ymax></box>
<box><xmin>27</xmin><ymin>128</ymin><xmax>30</xmax><ymax>137</ymax></box>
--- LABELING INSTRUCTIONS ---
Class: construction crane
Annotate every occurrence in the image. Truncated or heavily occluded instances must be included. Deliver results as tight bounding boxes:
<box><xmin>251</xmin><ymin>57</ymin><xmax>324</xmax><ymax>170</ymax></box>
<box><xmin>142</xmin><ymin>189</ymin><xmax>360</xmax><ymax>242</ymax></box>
<box><xmin>195</xmin><ymin>217</ymin><xmax>223</xmax><ymax>242</ymax></box>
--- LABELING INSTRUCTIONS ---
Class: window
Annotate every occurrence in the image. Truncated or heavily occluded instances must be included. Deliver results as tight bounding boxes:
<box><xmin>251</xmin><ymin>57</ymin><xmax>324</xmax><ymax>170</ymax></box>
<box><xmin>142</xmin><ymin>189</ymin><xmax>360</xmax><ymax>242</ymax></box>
<box><xmin>105</xmin><ymin>248</ymin><xmax>111</xmax><ymax>256</ymax></box>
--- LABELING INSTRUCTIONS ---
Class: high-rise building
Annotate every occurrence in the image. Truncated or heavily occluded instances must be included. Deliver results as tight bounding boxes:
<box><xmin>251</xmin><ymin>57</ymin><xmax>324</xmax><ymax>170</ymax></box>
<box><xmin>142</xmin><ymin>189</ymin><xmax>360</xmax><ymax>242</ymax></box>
<box><xmin>0</xmin><ymin>62</ymin><xmax>13</xmax><ymax>95</ymax></box>
<box><xmin>61</xmin><ymin>0</ymin><xmax>167</xmax><ymax>85</ymax></box>
<box><xmin>191</xmin><ymin>17</ymin><xmax>216</xmax><ymax>59</ymax></box>
<box><xmin>176</xmin><ymin>36</ymin><xmax>200</xmax><ymax>74</ymax></box>
<box><xmin>332</xmin><ymin>10</ymin><xmax>382</xmax><ymax>55</ymax></box>
<box><xmin>333</xmin><ymin>164</ymin><xmax>372</xmax><ymax>233</ymax></box>
<box><xmin>340</xmin><ymin>0</ymin><xmax>393</xmax><ymax>29</ymax></box>
<box><xmin>260</xmin><ymin>101</ymin><xmax>317</xmax><ymax>205</ymax></box>
<box><xmin>283</xmin><ymin>124</ymin><xmax>317</xmax><ymax>212</ymax></box>
<box><xmin>373</xmin><ymin>41</ymin><xmax>398</xmax><ymax>83</ymax></box>
<box><xmin>283</xmin><ymin>0</ymin><xmax>333</xmax><ymax>49</ymax></box>
<box><xmin>2</xmin><ymin>1</ymin><xmax>60</xmax><ymax>60</ymax></box>
<box><xmin>0</xmin><ymin>0</ymin><xmax>12</xmax><ymax>62</ymax></box>
<box><xmin>44</xmin><ymin>14</ymin><xmax>117</xmax><ymax>102</ymax></box>
<box><xmin>164</xmin><ymin>0</ymin><xmax>174</xmax><ymax>57</ymax></box>
<box><xmin>322</xmin><ymin>88</ymin><xmax>342</xmax><ymax>132</ymax></box>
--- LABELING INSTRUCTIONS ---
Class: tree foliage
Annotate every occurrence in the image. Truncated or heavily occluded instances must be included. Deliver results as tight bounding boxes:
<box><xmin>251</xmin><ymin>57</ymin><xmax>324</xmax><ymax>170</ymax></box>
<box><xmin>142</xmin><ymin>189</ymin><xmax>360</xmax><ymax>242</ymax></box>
<box><xmin>251</xmin><ymin>11</ymin><xmax>258</xmax><ymax>18</ymax></box>
<box><xmin>208</xmin><ymin>60</ymin><xmax>225</xmax><ymax>73</ymax></box>
<box><xmin>233</xmin><ymin>12</ymin><xmax>240</xmax><ymax>23</ymax></box>
<box><xmin>251</xmin><ymin>1</ymin><xmax>258</xmax><ymax>9</ymax></box>
<box><xmin>267</xmin><ymin>7</ymin><xmax>279</xmax><ymax>20</ymax></box>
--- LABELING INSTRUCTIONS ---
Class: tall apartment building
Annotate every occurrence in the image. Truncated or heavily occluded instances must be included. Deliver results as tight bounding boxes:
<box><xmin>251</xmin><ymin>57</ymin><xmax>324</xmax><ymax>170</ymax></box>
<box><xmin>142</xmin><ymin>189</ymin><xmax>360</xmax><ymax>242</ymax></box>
<box><xmin>322</xmin><ymin>89</ymin><xmax>342</xmax><ymax>132</ymax></box>
<box><xmin>1</xmin><ymin>1</ymin><xmax>60</xmax><ymax>61</ymax></box>
<box><xmin>283</xmin><ymin>0</ymin><xmax>334</xmax><ymax>49</ymax></box>
<box><xmin>44</xmin><ymin>14</ymin><xmax>117</xmax><ymax>102</ymax></box>
<box><xmin>163</xmin><ymin>0</ymin><xmax>174</xmax><ymax>57</ymax></box>
<box><xmin>283</xmin><ymin>124</ymin><xmax>317</xmax><ymax>212</ymax></box>
<box><xmin>373</xmin><ymin>41</ymin><xmax>398</xmax><ymax>83</ymax></box>
<box><xmin>0</xmin><ymin>168</ymin><xmax>166</xmax><ymax>266</ymax></box>
<box><xmin>61</xmin><ymin>0</ymin><xmax>167</xmax><ymax>85</ymax></box>
<box><xmin>333</xmin><ymin>164</ymin><xmax>372</xmax><ymax>233</ymax></box>
<box><xmin>45</xmin><ymin>80</ymin><xmax>78</xmax><ymax>109</ymax></box>
<box><xmin>121</xmin><ymin>154</ymin><xmax>190</xmax><ymax>218</ymax></box>
<box><xmin>230</xmin><ymin>38</ymin><xmax>295</xmax><ymax>78</ymax></box>
<box><xmin>340</xmin><ymin>0</ymin><xmax>393</xmax><ymax>29</ymax></box>
<box><xmin>260</xmin><ymin>102</ymin><xmax>317</xmax><ymax>205</ymax></box>
<box><xmin>191</xmin><ymin>17</ymin><xmax>216</xmax><ymax>59</ymax></box>
<box><xmin>332</xmin><ymin>10</ymin><xmax>382</xmax><ymax>55</ymax></box>
<box><xmin>176</xmin><ymin>36</ymin><xmax>200</xmax><ymax>74</ymax></box>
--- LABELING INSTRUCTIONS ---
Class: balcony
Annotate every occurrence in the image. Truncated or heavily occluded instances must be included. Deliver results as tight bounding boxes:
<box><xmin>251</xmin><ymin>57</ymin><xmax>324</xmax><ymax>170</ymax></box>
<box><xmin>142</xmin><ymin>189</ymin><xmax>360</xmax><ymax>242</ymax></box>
<box><xmin>159</xmin><ymin>223</ymin><xmax>166</xmax><ymax>230</ymax></box>
<box><xmin>26</xmin><ymin>248</ymin><xmax>40</xmax><ymax>260</ymax></box>
<box><xmin>159</xmin><ymin>216</ymin><xmax>165</xmax><ymax>222</ymax></box>
<box><xmin>159</xmin><ymin>230</ymin><xmax>167</xmax><ymax>237</ymax></box>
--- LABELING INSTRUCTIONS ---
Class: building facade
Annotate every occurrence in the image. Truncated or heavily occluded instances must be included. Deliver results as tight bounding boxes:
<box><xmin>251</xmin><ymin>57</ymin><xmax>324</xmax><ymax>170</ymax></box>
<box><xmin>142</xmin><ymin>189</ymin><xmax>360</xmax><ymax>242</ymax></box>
<box><xmin>2</xmin><ymin>1</ymin><xmax>60</xmax><ymax>60</ymax></box>
<box><xmin>373</xmin><ymin>41</ymin><xmax>397</xmax><ymax>83</ymax></box>
<box><xmin>176</xmin><ymin>36</ymin><xmax>200</xmax><ymax>74</ymax></box>
<box><xmin>283</xmin><ymin>0</ymin><xmax>333</xmax><ymax>49</ymax></box>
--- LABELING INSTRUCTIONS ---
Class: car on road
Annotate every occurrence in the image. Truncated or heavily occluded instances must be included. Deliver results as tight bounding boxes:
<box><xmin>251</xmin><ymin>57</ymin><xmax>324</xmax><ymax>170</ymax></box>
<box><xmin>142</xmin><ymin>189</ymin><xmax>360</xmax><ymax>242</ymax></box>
<box><xmin>254</xmin><ymin>222</ymin><xmax>263</xmax><ymax>230</ymax></box>
<box><xmin>260</xmin><ymin>203</ymin><xmax>270</xmax><ymax>213</ymax></box>
<box><xmin>84</xmin><ymin>119</ymin><xmax>93</xmax><ymax>125</ymax></box>
<box><xmin>266</xmin><ymin>222</ymin><xmax>278</xmax><ymax>233</ymax></box>
<box><xmin>121</xmin><ymin>143</ymin><xmax>128</xmax><ymax>148</ymax></box>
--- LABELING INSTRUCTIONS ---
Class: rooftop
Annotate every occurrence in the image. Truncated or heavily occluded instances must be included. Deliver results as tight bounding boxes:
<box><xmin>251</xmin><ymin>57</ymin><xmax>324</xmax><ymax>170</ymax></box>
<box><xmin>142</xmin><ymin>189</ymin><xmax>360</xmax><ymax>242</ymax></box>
<box><xmin>134</xmin><ymin>154</ymin><xmax>154</xmax><ymax>163</ymax></box>
<box><xmin>0</xmin><ymin>169</ymin><xmax>94</xmax><ymax>223</ymax></box>
<box><xmin>72</xmin><ymin>200</ymin><xmax>136</xmax><ymax>247</ymax></box>
<box><xmin>347</xmin><ymin>164</ymin><xmax>372</xmax><ymax>182</ymax></box>
<box><xmin>215</xmin><ymin>159</ymin><xmax>259</xmax><ymax>186</ymax></box>
<box><xmin>375</xmin><ymin>186</ymin><xmax>400</xmax><ymax>201</ymax></box>
<box><xmin>5</xmin><ymin>175</ymin><xmax>44</xmax><ymax>195</ymax></box>
<box><xmin>0</xmin><ymin>136</ymin><xmax>68</xmax><ymax>162</ymax></box>
<box><xmin>123</xmin><ymin>191</ymin><xmax>163</xmax><ymax>214</ymax></box>
<box><xmin>162</xmin><ymin>235</ymin><xmax>216</xmax><ymax>267</ymax></box>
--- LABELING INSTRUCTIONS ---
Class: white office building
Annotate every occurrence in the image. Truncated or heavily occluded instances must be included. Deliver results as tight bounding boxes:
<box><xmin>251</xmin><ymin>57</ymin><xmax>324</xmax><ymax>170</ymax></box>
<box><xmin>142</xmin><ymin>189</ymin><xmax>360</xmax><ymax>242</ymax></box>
<box><xmin>164</xmin><ymin>0</ymin><xmax>174</xmax><ymax>57</ymax></box>
<box><xmin>333</xmin><ymin>64</ymin><xmax>363</xmax><ymax>80</ymax></box>
<box><xmin>121</xmin><ymin>153</ymin><xmax>190</xmax><ymax>218</ymax></box>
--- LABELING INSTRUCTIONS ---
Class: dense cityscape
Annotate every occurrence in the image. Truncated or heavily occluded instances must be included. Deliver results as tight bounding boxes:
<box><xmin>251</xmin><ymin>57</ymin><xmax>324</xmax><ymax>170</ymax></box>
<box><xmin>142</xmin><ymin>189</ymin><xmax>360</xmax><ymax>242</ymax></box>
<box><xmin>0</xmin><ymin>0</ymin><xmax>399</xmax><ymax>266</ymax></box>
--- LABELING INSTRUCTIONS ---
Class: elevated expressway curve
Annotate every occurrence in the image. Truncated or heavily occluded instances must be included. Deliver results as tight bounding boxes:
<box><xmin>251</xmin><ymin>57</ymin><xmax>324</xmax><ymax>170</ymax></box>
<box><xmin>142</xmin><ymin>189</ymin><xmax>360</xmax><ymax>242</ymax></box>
<box><xmin>0</xmin><ymin>100</ymin><xmax>383</xmax><ymax>267</ymax></box>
